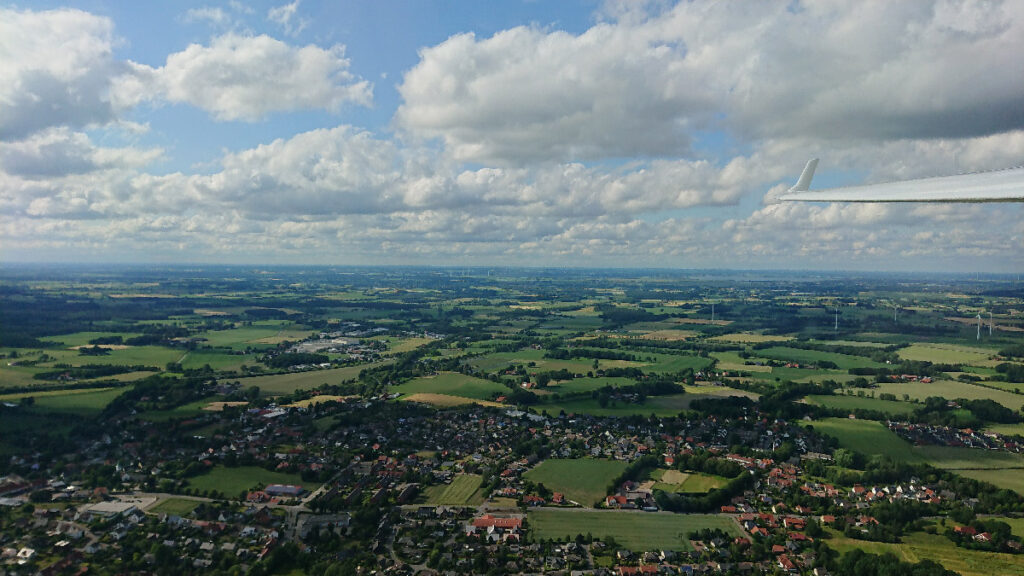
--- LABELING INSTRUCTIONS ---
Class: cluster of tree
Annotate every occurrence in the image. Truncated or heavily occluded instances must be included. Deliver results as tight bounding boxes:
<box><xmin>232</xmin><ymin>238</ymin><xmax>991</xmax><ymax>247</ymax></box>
<box><xmin>833</xmin><ymin>549</ymin><xmax>957</xmax><ymax>576</ymax></box>
<box><xmin>914</xmin><ymin>396</ymin><xmax>1020</xmax><ymax>425</ymax></box>
<box><xmin>670</xmin><ymin>452</ymin><xmax>744</xmax><ymax>479</ymax></box>
<box><xmin>33</xmin><ymin>363</ymin><xmax>156</xmax><ymax>381</ymax></box>
<box><xmin>751</xmin><ymin>339</ymin><xmax>901</xmax><ymax>363</ymax></box>
<box><xmin>595</xmin><ymin>304</ymin><xmax>666</xmax><ymax>327</ymax></box>
<box><xmin>995</xmin><ymin>362</ymin><xmax>1024</xmax><ymax>383</ymax></box>
<box><xmin>102</xmin><ymin>374</ymin><xmax>210</xmax><ymax>416</ymax></box>
<box><xmin>262</xmin><ymin>352</ymin><xmax>329</xmax><ymax>368</ymax></box>
<box><xmin>848</xmin><ymin>360</ymin><xmax>960</xmax><ymax>378</ymax></box>
<box><xmin>605</xmin><ymin>455</ymin><xmax>660</xmax><ymax>496</ymax></box>
<box><xmin>946</xmin><ymin>518</ymin><xmax>1023</xmax><ymax>553</ymax></box>
<box><xmin>545</xmin><ymin>347</ymin><xmax>637</xmax><ymax>361</ymax></box>
<box><xmin>655</xmin><ymin>469</ymin><xmax>755</xmax><ymax>513</ymax></box>
<box><xmin>999</xmin><ymin>344</ymin><xmax>1024</xmax><ymax>359</ymax></box>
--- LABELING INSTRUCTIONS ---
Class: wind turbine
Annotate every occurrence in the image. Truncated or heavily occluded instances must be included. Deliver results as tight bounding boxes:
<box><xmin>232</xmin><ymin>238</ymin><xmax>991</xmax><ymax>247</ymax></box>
<box><xmin>976</xmin><ymin>314</ymin><xmax>982</xmax><ymax>340</ymax></box>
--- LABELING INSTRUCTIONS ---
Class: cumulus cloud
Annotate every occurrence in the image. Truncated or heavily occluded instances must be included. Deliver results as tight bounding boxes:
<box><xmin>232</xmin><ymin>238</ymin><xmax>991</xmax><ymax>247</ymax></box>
<box><xmin>0</xmin><ymin>8</ymin><xmax>127</xmax><ymax>138</ymax></box>
<box><xmin>127</xmin><ymin>34</ymin><xmax>372</xmax><ymax>121</ymax></box>
<box><xmin>268</xmin><ymin>0</ymin><xmax>309</xmax><ymax>37</ymax></box>
<box><xmin>397</xmin><ymin>0</ymin><xmax>1024</xmax><ymax>164</ymax></box>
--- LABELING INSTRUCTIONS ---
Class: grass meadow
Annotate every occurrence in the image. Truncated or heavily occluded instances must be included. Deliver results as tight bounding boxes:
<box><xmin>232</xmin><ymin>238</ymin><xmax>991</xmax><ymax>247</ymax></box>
<box><xmin>529</xmin><ymin>509</ymin><xmax>741</xmax><ymax>552</ymax></box>
<box><xmin>523</xmin><ymin>459</ymin><xmax>627</xmax><ymax>506</ymax></box>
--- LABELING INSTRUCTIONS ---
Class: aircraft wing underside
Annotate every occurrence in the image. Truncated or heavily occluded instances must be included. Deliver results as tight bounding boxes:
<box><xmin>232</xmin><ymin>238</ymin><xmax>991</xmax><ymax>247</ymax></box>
<box><xmin>778</xmin><ymin>160</ymin><xmax>1024</xmax><ymax>203</ymax></box>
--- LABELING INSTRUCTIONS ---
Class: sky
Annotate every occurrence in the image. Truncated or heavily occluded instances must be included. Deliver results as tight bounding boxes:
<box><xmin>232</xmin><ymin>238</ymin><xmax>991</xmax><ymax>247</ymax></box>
<box><xmin>1</xmin><ymin>0</ymin><xmax>1023</xmax><ymax>272</ymax></box>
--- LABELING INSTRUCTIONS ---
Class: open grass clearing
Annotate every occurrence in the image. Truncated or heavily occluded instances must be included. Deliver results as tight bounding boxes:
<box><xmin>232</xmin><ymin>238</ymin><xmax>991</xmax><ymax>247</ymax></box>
<box><xmin>11</xmin><ymin>387</ymin><xmax>125</xmax><ymax>416</ymax></box>
<box><xmin>421</xmin><ymin>474</ymin><xmax>485</xmax><ymax>506</ymax></box>
<box><xmin>396</xmin><ymin>372</ymin><xmax>508</xmax><ymax>401</ymax></box>
<box><xmin>43</xmin><ymin>345</ymin><xmax>181</xmax><ymax>368</ymax></box>
<box><xmin>650</xmin><ymin>469</ymin><xmax>728</xmax><ymax>494</ymax></box>
<box><xmin>711</xmin><ymin>351</ymin><xmax>773</xmax><ymax>372</ymax></box>
<box><xmin>187</xmin><ymin>466</ymin><xmax>317</xmax><ymax>496</ymax></box>
<box><xmin>524</xmin><ymin>459</ymin><xmax>627</xmax><ymax>507</ymax></box>
<box><xmin>529</xmin><ymin>509</ymin><xmax>741</xmax><ymax>552</ymax></box>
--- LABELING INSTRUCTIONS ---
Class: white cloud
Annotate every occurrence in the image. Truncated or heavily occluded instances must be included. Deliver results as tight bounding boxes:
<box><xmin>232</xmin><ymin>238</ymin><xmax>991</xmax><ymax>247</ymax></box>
<box><xmin>138</xmin><ymin>33</ymin><xmax>372</xmax><ymax>121</ymax></box>
<box><xmin>183</xmin><ymin>6</ymin><xmax>229</xmax><ymax>26</ymax></box>
<box><xmin>0</xmin><ymin>8</ymin><xmax>125</xmax><ymax>138</ymax></box>
<box><xmin>397</xmin><ymin>1</ymin><xmax>1024</xmax><ymax>165</ymax></box>
<box><xmin>268</xmin><ymin>0</ymin><xmax>309</xmax><ymax>37</ymax></box>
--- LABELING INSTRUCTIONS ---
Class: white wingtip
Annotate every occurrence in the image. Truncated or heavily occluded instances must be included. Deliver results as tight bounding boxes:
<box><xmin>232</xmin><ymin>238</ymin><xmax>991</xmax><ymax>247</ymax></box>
<box><xmin>788</xmin><ymin>158</ymin><xmax>819</xmax><ymax>192</ymax></box>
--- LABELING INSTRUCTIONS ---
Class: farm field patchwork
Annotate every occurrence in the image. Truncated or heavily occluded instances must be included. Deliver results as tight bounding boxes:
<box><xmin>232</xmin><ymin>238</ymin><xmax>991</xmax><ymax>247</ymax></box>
<box><xmin>528</xmin><ymin>509</ymin><xmax>741</xmax><ymax>552</ymax></box>
<box><xmin>824</xmin><ymin>528</ymin><xmax>1024</xmax><ymax>576</ymax></box>
<box><xmin>239</xmin><ymin>362</ymin><xmax>389</xmax><ymax>396</ymax></box>
<box><xmin>523</xmin><ymin>459</ymin><xmax>627</xmax><ymax>507</ymax></box>
<box><xmin>871</xmin><ymin>379</ymin><xmax>1024</xmax><ymax>411</ymax></box>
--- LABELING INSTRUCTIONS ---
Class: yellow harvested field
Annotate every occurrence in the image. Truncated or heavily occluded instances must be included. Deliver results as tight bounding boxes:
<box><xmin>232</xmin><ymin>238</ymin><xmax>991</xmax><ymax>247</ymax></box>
<box><xmin>638</xmin><ymin>329</ymin><xmax>697</xmax><ymax>341</ymax></box>
<box><xmin>401</xmin><ymin>393</ymin><xmax>506</xmax><ymax>408</ymax></box>
<box><xmin>711</xmin><ymin>333</ymin><xmax>793</xmax><ymax>343</ymax></box>
<box><xmin>284</xmin><ymin>395</ymin><xmax>355</xmax><ymax>408</ymax></box>
<box><xmin>194</xmin><ymin>309</ymin><xmax>230</xmax><ymax>316</ymax></box>
<box><xmin>670</xmin><ymin>317</ymin><xmax>732</xmax><ymax>326</ymax></box>
<box><xmin>202</xmin><ymin>401</ymin><xmax>249</xmax><ymax>411</ymax></box>
<box><xmin>69</xmin><ymin>344</ymin><xmax>131</xmax><ymax>350</ymax></box>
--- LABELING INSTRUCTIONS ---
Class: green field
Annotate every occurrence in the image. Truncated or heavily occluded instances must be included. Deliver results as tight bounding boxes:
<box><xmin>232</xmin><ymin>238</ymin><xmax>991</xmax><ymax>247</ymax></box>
<box><xmin>756</xmin><ymin>346</ymin><xmax>885</xmax><ymax>370</ymax></box>
<box><xmin>805</xmin><ymin>394</ymin><xmax>917</xmax><ymax>416</ymax></box>
<box><xmin>871</xmin><ymin>379</ymin><xmax>1024</xmax><ymax>411</ymax></box>
<box><xmin>0</xmin><ymin>387</ymin><xmax>126</xmax><ymax>416</ymax></box>
<box><xmin>546</xmin><ymin>376</ymin><xmax>635</xmax><ymax>394</ymax></box>
<box><xmin>149</xmin><ymin>498</ymin><xmax>200</xmax><ymax>516</ymax></box>
<box><xmin>523</xmin><ymin>458</ymin><xmax>627</xmax><ymax>506</ymax></box>
<box><xmin>179</xmin><ymin>350</ymin><xmax>249</xmax><ymax>372</ymax></box>
<box><xmin>529</xmin><ymin>509</ymin><xmax>741</xmax><ymax>552</ymax></box>
<box><xmin>825</xmin><ymin>528</ymin><xmax>1024</xmax><ymax>576</ymax></box>
<box><xmin>421</xmin><ymin>474</ymin><xmax>485</xmax><ymax>506</ymax></box>
<box><xmin>395</xmin><ymin>372</ymin><xmax>508</xmax><ymax>401</ymax></box>
<box><xmin>238</xmin><ymin>362</ymin><xmax>389</xmax><ymax>396</ymax></box>
<box><xmin>137</xmin><ymin>397</ymin><xmax>219</xmax><ymax>422</ymax></box>
<box><xmin>638</xmin><ymin>352</ymin><xmax>714</xmax><ymax>374</ymax></box>
<box><xmin>897</xmin><ymin>343</ymin><xmax>998</xmax><ymax>366</ymax></box>
<box><xmin>196</xmin><ymin>323</ymin><xmax>312</xmax><ymax>350</ymax></box>
<box><xmin>187</xmin><ymin>466</ymin><xmax>316</xmax><ymax>496</ymax></box>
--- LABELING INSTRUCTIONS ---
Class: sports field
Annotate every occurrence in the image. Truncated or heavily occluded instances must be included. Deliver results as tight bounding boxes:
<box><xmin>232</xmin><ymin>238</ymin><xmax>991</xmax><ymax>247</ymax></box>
<box><xmin>421</xmin><ymin>474</ymin><xmax>485</xmax><ymax>506</ymax></box>
<box><xmin>523</xmin><ymin>459</ymin><xmax>627</xmax><ymax>506</ymax></box>
<box><xmin>187</xmin><ymin>466</ymin><xmax>316</xmax><ymax>496</ymax></box>
<box><xmin>149</xmin><ymin>497</ymin><xmax>200</xmax><ymax>516</ymax></box>
<box><xmin>529</xmin><ymin>509</ymin><xmax>741</xmax><ymax>552</ymax></box>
